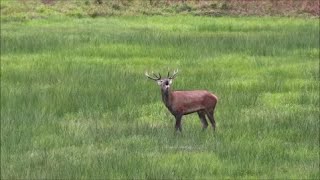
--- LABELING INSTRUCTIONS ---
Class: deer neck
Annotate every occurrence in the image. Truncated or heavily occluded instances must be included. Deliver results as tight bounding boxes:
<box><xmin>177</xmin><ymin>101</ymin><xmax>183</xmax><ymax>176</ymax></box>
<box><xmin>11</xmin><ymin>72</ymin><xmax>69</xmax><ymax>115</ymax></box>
<box><xmin>161</xmin><ymin>88</ymin><xmax>173</xmax><ymax>110</ymax></box>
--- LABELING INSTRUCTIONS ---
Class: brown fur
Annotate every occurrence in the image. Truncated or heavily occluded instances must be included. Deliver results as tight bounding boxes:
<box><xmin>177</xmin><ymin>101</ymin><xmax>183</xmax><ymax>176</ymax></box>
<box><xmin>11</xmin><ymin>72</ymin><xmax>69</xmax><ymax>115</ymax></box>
<box><xmin>145</xmin><ymin>71</ymin><xmax>218</xmax><ymax>132</ymax></box>
<box><xmin>162</xmin><ymin>88</ymin><xmax>218</xmax><ymax>132</ymax></box>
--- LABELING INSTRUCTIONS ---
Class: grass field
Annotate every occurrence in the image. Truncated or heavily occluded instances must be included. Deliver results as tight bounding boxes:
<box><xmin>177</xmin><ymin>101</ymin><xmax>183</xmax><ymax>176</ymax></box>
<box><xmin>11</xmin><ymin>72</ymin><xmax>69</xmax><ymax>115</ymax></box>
<box><xmin>1</xmin><ymin>16</ymin><xmax>319</xmax><ymax>179</ymax></box>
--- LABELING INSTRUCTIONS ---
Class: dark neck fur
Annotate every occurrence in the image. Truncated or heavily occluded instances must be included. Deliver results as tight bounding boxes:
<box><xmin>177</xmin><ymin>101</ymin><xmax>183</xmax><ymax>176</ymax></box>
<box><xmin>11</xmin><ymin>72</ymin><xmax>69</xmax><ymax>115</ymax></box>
<box><xmin>161</xmin><ymin>88</ymin><xmax>172</xmax><ymax>110</ymax></box>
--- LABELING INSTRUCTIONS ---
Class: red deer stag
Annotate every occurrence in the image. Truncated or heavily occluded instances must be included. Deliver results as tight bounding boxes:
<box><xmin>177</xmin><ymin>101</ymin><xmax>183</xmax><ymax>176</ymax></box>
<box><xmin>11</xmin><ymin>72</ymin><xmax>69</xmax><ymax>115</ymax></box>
<box><xmin>145</xmin><ymin>70</ymin><xmax>218</xmax><ymax>132</ymax></box>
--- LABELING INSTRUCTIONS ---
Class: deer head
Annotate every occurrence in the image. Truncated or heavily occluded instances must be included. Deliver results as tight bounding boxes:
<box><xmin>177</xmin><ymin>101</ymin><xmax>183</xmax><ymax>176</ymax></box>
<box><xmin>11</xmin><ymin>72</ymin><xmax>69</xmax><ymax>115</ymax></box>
<box><xmin>145</xmin><ymin>69</ymin><xmax>179</xmax><ymax>92</ymax></box>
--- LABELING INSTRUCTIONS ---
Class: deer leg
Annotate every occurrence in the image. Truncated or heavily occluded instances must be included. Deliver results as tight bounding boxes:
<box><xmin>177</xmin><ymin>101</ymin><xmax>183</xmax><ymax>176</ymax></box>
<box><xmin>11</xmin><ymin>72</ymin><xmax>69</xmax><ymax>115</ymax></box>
<box><xmin>197</xmin><ymin>111</ymin><xmax>208</xmax><ymax>130</ymax></box>
<box><xmin>206</xmin><ymin>110</ymin><xmax>216</xmax><ymax>130</ymax></box>
<box><xmin>174</xmin><ymin>115</ymin><xmax>182</xmax><ymax>132</ymax></box>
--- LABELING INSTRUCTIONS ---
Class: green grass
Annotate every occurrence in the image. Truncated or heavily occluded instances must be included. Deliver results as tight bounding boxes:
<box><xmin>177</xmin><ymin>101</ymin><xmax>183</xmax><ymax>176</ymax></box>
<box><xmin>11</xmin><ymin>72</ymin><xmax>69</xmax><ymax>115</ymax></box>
<box><xmin>1</xmin><ymin>16</ymin><xmax>319</xmax><ymax>179</ymax></box>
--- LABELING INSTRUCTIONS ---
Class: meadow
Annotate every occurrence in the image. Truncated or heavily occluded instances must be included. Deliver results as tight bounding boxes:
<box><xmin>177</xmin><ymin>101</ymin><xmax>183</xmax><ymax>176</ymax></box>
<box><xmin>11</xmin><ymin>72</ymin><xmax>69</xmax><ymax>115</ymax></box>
<box><xmin>1</xmin><ymin>15</ymin><xmax>319</xmax><ymax>179</ymax></box>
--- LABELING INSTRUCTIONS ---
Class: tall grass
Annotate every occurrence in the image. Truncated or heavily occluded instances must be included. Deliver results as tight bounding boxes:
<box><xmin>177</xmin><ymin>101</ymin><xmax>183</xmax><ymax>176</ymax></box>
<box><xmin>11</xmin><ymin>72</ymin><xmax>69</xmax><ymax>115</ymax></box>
<box><xmin>1</xmin><ymin>16</ymin><xmax>319</xmax><ymax>179</ymax></box>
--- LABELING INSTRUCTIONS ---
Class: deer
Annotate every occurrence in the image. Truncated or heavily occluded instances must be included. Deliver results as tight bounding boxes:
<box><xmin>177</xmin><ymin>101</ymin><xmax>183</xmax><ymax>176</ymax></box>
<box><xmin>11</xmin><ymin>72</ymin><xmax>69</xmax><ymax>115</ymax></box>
<box><xmin>145</xmin><ymin>69</ymin><xmax>218</xmax><ymax>132</ymax></box>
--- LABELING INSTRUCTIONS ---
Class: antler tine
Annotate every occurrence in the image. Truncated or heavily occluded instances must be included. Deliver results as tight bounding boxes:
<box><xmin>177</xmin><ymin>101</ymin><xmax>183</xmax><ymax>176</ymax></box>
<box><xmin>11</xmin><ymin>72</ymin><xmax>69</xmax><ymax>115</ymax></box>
<box><xmin>152</xmin><ymin>72</ymin><xmax>162</xmax><ymax>79</ymax></box>
<box><xmin>145</xmin><ymin>71</ymin><xmax>161</xmax><ymax>81</ymax></box>
<box><xmin>169</xmin><ymin>69</ymin><xmax>179</xmax><ymax>79</ymax></box>
<box><xmin>167</xmin><ymin>71</ymin><xmax>170</xmax><ymax>78</ymax></box>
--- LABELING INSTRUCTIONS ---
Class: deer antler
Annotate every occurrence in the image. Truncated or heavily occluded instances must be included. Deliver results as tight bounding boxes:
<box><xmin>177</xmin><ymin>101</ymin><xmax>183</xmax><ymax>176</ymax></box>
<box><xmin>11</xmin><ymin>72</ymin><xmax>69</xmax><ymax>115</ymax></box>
<box><xmin>152</xmin><ymin>72</ymin><xmax>161</xmax><ymax>79</ymax></box>
<box><xmin>145</xmin><ymin>71</ymin><xmax>161</xmax><ymax>81</ymax></box>
<box><xmin>168</xmin><ymin>69</ymin><xmax>179</xmax><ymax>79</ymax></box>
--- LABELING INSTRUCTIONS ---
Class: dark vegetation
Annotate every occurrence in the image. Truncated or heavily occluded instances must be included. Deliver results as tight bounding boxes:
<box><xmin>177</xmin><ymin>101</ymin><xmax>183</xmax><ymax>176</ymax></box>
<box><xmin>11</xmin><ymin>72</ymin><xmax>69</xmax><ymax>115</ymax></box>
<box><xmin>1</xmin><ymin>0</ymin><xmax>319</xmax><ymax>22</ymax></box>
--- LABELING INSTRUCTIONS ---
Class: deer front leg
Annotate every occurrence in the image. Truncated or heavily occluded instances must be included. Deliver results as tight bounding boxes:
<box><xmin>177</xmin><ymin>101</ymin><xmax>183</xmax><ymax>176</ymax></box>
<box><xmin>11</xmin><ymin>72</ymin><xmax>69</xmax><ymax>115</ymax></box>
<box><xmin>174</xmin><ymin>115</ymin><xmax>182</xmax><ymax>132</ymax></box>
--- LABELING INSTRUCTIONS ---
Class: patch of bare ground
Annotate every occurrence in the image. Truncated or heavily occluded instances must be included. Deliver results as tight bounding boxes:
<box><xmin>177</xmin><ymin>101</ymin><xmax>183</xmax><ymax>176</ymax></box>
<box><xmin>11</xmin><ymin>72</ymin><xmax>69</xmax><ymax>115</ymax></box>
<box><xmin>191</xmin><ymin>0</ymin><xmax>319</xmax><ymax>16</ymax></box>
<box><xmin>10</xmin><ymin>0</ymin><xmax>320</xmax><ymax>18</ymax></box>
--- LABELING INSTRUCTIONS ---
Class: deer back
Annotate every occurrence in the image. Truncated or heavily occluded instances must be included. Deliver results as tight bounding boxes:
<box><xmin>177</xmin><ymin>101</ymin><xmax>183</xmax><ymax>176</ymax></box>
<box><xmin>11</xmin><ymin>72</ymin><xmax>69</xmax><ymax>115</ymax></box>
<box><xmin>169</xmin><ymin>90</ymin><xmax>217</xmax><ymax>115</ymax></box>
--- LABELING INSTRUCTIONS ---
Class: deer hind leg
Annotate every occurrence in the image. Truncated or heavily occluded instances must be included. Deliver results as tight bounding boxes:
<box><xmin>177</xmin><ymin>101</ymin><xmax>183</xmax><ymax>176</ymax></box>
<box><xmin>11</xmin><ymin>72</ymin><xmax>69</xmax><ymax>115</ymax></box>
<box><xmin>197</xmin><ymin>110</ymin><xmax>208</xmax><ymax>130</ymax></box>
<box><xmin>205</xmin><ymin>109</ymin><xmax>216</xmax><ymax>130</ymax></box>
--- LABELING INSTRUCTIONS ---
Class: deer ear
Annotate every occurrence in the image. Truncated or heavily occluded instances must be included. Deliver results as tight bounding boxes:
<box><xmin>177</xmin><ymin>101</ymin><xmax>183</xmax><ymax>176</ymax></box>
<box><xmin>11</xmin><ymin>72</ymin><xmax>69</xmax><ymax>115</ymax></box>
<box><xmin>169</xmin><ymin>79</ymin><xmax>172</xmax><ymax>85</ymax></box>
<box><xmin>157</xmin><ymin>80</ymin><xmax>162</xmax><ymax>85</ymax></box>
